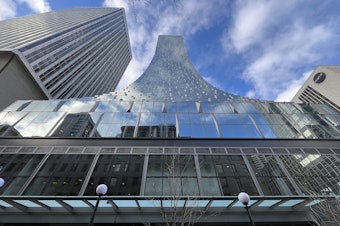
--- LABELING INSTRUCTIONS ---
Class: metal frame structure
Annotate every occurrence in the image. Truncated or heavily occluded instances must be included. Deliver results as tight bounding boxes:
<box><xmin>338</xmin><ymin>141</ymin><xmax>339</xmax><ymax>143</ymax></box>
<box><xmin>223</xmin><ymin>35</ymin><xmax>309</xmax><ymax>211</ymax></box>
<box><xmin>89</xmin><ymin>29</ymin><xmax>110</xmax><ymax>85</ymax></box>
<box><xmin>0</xmin><ymin>195</ymin><xmax>325</xmax><ymax>224</ymax></box>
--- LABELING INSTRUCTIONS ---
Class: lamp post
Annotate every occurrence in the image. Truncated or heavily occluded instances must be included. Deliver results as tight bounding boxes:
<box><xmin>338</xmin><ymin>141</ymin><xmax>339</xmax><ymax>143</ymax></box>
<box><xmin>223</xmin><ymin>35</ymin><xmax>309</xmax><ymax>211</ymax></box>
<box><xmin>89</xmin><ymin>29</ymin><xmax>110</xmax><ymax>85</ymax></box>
<box><xmin>0</xmin><ymin>178</ymin><xmax>4</xmax><ymax>188</ymax></box>
<box><xmin>89</xmin><ymin>184</ymin><xmax>108</xmax><ymax>226</ymax></box>
<box><xmin>238</xmin><ymin>192</ymin><xmax>256</xmax><ymax>226</ymax></box>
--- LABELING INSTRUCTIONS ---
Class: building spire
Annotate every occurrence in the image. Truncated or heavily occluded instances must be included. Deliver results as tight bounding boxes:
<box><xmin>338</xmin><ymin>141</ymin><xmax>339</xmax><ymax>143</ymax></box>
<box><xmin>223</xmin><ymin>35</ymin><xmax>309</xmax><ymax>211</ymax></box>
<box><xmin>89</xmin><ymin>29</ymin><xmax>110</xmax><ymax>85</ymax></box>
<box><xmin>99</xmin><ymin>35</ymin><xmax>247</xmax><ymax>102</ymax></box>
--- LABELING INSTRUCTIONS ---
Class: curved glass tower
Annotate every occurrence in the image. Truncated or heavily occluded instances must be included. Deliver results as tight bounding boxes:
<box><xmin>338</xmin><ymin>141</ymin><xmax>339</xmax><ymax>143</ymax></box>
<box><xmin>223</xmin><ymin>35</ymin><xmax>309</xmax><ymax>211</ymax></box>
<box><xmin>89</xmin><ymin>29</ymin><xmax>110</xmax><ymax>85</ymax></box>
<box><xmin>0</xmin><ymin>35</ymin><xmax>339</xmax><ymax>226</ymax></box>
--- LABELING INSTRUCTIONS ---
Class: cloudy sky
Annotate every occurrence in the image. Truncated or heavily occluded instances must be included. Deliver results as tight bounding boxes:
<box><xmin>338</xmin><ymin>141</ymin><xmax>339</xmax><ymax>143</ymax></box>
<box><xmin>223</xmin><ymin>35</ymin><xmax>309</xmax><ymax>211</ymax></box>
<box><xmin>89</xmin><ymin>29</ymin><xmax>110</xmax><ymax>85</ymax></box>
<box><xmin>1</xmin><ymin>0</ymin><xmax>340</xmax><ymax>101</ymax></box>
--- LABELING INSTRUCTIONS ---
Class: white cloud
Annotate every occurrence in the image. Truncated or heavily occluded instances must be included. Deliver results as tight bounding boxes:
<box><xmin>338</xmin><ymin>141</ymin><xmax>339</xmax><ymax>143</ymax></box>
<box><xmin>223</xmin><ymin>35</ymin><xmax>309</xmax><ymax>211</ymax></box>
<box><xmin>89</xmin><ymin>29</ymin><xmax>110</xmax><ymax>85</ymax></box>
<box><xmin>18</xmin><ymin>0</ymin><xmax>51</xmax><ymax>13</ymax></box>
<box><xmin>275</xmin><ymin>70</ymin><xmax>312</xmax><ymax>102</ymax></box>
<box><xmin>242</xmin><ymin>23</ymin><xmax>334</xmax><ymax>100</ymax></box>
<box><xmin>0</xmin><ymin>0</ymin><xmax>16</xmax><ymax>20</ymax></box>
<box><xmin>222</xmin><ymin>0</ymin><xmax>338</xmax><ymax>100</ymax></box>
<box><xmin>226</xmin><ymin>0</ymin><xmax>272</xmax><ymax>52</ymax></box>
<box><xmin>0</xmin><ymin>0</ymin><xmax>51</xmax><ymax>21</ymax></box>
<box><xmin>103</xmin><ymin>0</ymin><xmax>130</xmax><ymax>12</ymax></box>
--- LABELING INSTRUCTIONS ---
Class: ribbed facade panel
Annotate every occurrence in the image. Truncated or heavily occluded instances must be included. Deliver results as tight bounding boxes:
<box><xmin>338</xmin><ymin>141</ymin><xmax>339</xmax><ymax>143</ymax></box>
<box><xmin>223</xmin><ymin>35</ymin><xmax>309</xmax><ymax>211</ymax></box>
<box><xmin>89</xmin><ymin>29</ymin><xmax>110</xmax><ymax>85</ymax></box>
<box><xmin>0</xmin><ymin>8</ymin><xmax>132</xmax><ymax>99</ymax></box>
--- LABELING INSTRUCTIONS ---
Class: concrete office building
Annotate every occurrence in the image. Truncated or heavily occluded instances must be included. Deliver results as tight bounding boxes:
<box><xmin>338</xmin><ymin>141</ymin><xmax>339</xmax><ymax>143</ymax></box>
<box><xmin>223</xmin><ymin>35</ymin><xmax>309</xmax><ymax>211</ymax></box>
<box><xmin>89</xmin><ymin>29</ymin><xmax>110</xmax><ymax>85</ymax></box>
<box><xmin>0</xmin><ymin>8</ymin><xmax>132</xmax><ymax>110</ymax></box>
<box><xmin>292</xmin><ymin>66</ymin><xmax>340</xmax><ymax>112</ymax></box>
<box><xmin>0</xmin><ymin>36</ymin><xmax>339</xmax><ymax>225</ymax></box>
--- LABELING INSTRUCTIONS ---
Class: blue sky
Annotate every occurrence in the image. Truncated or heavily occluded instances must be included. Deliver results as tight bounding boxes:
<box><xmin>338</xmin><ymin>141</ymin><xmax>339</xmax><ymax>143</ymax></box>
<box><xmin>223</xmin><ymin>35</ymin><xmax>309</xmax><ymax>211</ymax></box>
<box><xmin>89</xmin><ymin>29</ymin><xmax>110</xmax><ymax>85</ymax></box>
<box><xmin>1</xmin><ymin>0</ymin><xmax>340</xmax><ymax>101</ymax></box>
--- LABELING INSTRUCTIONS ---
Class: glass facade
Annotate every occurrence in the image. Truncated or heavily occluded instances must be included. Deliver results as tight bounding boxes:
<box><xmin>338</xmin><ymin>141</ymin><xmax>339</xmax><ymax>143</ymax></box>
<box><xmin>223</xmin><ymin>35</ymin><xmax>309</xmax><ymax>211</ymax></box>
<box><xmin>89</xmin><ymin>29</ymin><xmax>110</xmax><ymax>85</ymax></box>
<box><xmin>0</xmin><ymin>148</ymin><xmax>338</xmax><ymax>197</ymax></box>
<box><xmin>1</xmin><ymin>100</ymin><xmax>339</xmax><ymax>139</ymax></box>
<box><xmin>0</xmin><ymin>35</ymin><xmax>338</xmax><ymax>225</ymax></box>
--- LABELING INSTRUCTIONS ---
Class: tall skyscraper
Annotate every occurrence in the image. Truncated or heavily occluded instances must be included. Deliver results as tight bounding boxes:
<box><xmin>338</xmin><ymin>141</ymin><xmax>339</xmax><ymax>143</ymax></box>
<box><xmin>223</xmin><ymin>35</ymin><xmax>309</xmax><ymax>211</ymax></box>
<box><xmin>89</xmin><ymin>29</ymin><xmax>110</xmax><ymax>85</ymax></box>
<box><xmin>0</xmin><ymin>36</ymin><xmax>339</xmax><ymax>226</ymax></box>
<box><xmin>0</xmin><ymin>8</ymin><xmax>132</xmax><ymax>110</ymax></box>
<box><xmin>292</xmin><ymin>66</ymin><xmax>340</xmax><ymax>112</ymax></box>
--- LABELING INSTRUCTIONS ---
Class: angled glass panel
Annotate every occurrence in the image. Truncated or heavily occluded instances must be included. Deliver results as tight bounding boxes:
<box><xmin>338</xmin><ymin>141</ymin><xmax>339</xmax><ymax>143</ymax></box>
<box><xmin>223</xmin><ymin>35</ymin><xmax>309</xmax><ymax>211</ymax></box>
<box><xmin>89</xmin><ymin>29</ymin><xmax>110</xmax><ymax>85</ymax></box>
<box><xmin>97</xmin><ymin>112</ymin><xmax>138</xmax><ymax>137</ymax></box>
<box><xmin>162</xmin><ymin>200</ymin><xmax>185</xmax><ymax>208</ymax></box>
<box><xmin>0</xmin><ymin>112</ymin><xmax>27</xmax><ymax>136</ymax></box>
<box><xmin>113</xmin><ymin>200</ymin><xmax>139</xmax><ymax>208</ymax></box>
<box><xmin>21</xmin><ymin>100</ymin><xmax>60</xmax><ymax>112</ymax></box>
<box><xmin>200</xmin><ymin>102</ymin><xmax>233</xmax><ymax>113</ymax></box>
<box><xmin>279</xmin><ymin>199</ymin><xmax>304</xmax><ymax>207</ymax></box>
<box><xmin>38</xmin><ymin>200</ymin><xmax>63</xmax><ymax>207</ymax></box>
<box><xmin>14</xmin><ymin>112</ymin><xmax>64</xmax><ymax>137</ymax></box>
<box><xmin>305</xmin><ymin>199</ymin><xmax>322</xmax><ymax>206</ymax></box>
<box><xmin>233</xmin><ymin>103</ymin><xmax>259</xmax><ymax>113</ymax></box>
<box><xmin>178</xmin><ymin>113</ymin><xmax>218</xmax><ymax>138</ymax></box>
<box><xmin>250</xmin><ymin>114</ymin><xmax>276</xmax><ymax>138</ymax></box>
<box><xmin>95</xmin><ymin>101</ymin><xmax>130</xmax><ymax>112</ymax></box>
<box><xmin>259</xmin><ymin>114</ymin><xmax>301</xmax><ymax>138</ymax></box>
<box><xmin>88</xmin><ymin>199</ymin><xmax>111</xmax><ymax>207</ymax></box>
<box><xmin>137</xmin><ymin>200</ymin><xmax>161</xmax><ymax>208</ymax></box>
<box><xmin>210</xmin><ymin>200</ymin><xmax>233</xmax><ymax>207</ymax></box>
<box><xmin>140</xmin><ymin>102</ymin><xmax>154</xmax><ymax>112</ymax></box>
<box><xmin>185</xmin><ymin>200</ymin><xmax>209</xmax><ymax>207</ymax></box>
<box><xmin>176</xmin><ymin>102</ymin><xmax>197</xmax><ymax>113</ymax></box>
<box><xmin>258</xmin><ymin>200</ymin><xmax>281</xmax><ymax>207</ymax></box>
<box><xmin>14</xmin><ymin>200</ymin><xmax>41</xmax><ymax>208</ymax></box>
<box><xmin>215</xmin><ymin>114</ymin><xmax>261</xmax><ymax>138</ymax></box>
<box><xmin>63</xmin><ymin>200</ymin><xmax>89</xmax><ymax>208</ymax></box>
<box><xmin>57</xmin><ymin>100</ymin><xmax>96</xmax><ymax>112</ymax></box>
<box><xmin>233</xmin><ymin>200</ymin><xmax>257</xmax><ymax>207</ymax></box>
<box><xmin>50</xmin><ymin>112</ymin><xmax>101</xmax><ymax>137</ymax></box>
<box><xmin>2</xmin><ymin>100</ymin><xmax>32</xmax><ymax>112</ymax></box>
<box><xmin>0</xmin><ymin>200</ymin><xmax>12</xmax><ymax>207</ymax></box>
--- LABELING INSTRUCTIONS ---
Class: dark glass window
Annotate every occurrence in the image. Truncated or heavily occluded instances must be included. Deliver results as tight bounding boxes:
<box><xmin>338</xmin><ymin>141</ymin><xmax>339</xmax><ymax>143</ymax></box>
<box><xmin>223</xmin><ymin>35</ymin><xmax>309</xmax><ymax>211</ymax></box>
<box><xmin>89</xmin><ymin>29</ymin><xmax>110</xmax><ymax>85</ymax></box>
<box><xmin>145</xmin><ymin>155</ymin><xmax>198</xmax><ymax>196</ymax></box>
<box><xmin>199</xmin><ymin>155</ymin><xmax>258</xmax><ymax>196</ymax></box>
<box><xmin>0</xmin><ymin>154</ymin><xmax>44</xmax><ymax>195</ymax></box>
<box><xmin>85</xmin><ymin>155</ymin><xmax>144</xmax><ymax>196</ymax></box>
<box><xmin>23</xmin><ymin>155</ymin><xmax>94</xmax><ymax>196</ymax></box>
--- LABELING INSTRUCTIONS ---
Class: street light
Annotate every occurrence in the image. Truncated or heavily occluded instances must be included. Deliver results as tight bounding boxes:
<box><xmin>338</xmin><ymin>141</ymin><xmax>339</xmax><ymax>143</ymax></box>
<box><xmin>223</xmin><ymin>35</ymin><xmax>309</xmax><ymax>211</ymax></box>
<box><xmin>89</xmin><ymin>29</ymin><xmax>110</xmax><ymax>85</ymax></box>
<box><xmin>0</xmin><ymin>178</ymin><xmax>4</xmax><ymax>188</ymax></box>
<box><xmin>238</xmin><ymin>192</ymin><xmax>256</xmax><ymax>226</ymax></box>
<box><xmin>89</xmin><ymin>184</ymin><xmax>108</xmax><ymax>226</ymax></box>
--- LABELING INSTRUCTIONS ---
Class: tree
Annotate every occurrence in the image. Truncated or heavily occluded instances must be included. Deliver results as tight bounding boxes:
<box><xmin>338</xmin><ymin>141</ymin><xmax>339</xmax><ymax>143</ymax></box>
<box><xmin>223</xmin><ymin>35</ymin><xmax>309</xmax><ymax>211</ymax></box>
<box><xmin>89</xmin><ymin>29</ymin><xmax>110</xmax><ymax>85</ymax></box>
<box><xmin>144</xmin><ymin>155</ymin><xmax>208</xmax><ymax>226</ymax></box>
<box><xmin>279</xmin><ymin>155</ymin><xmax>340</xmax><ymax>226</ymax></box>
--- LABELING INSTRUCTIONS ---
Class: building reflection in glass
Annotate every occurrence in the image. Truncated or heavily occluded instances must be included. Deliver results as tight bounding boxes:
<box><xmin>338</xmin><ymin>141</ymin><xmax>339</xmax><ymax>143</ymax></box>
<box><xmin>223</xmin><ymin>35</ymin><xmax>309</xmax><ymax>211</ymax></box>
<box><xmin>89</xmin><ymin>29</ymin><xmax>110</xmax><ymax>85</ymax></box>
<box><xmin>1</xmin><ymin>100</ymin><xmax>340</xmax><ymax>139</ymax></box>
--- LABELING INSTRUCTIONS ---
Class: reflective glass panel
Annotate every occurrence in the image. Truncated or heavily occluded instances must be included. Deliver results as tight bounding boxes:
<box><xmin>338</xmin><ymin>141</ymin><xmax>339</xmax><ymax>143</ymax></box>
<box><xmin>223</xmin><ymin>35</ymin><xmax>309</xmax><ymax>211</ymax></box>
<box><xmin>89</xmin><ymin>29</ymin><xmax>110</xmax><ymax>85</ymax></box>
<box><xmin>21</xmin><ymin>100</ymin><xmax>60</xmax><ymax>111</ymax></box>
<box><xmin>95</xmin><ymin>101</ymin><xmax>130</xmax><ymax>112</ymax></box>
<box><xmin>247</xmin><ymin>155</ymin><xmax>297</xmax><ymax>195</ymax></box>
<box><xmin>178</xmin><ymin>113</ymin><xmax>218</xmax><ymax>138</ymax></box>
<box><xmin>279</xmin><ymin>155</ymin><xmax>340</xmax><ymax>195</ymax></box>
<box><xmin>137</xmin><ymin>113</ymin><xmax>176</xmax><ymax>138</ymax></box>
<box><xmin>0</xmin><ymin>112</ymin><xmax>27</xmax><ymax>136</ymax></box>
<box><xmin>50</xmin><ymin>112</ymin><xmax>101</xmax><ymax>137</ymax></box>
<box><xmin>215</xmin><ymin>114</ymin><xmax>261</xmax><ymax>138</ymax></box>
<box><xmin>14</xmin><ymin>112</ymin><xmax>64</xmax><ymax>137</ymax></box>
<box><xmin>57</xmin><ymin>100</ymin><xmax>96</xmax><ymax>112</ymax></box>
<box><xmin>200</xmin><ymin>102</ymin><xmax>233</xmax><ymax>113</ymax></box>
<box><xmin>97</xmin><ymin>112</ymin><xmax>138</xmax><ymax>137</ymax></box>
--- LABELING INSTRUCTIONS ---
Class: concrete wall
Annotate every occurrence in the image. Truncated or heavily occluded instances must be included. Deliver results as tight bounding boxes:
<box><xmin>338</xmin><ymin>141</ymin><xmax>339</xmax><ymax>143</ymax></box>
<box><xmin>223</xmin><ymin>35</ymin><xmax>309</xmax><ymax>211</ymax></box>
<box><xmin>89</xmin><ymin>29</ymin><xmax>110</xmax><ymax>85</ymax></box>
<box><xmin>292</xmin><ymin>66</ymin><xmax>340</xmax><ymax>110</ymax></box>
<box><xmin>0</xmin><ymin>52</ymin><xmax>47</xmax><ymax>110</ymax></box>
